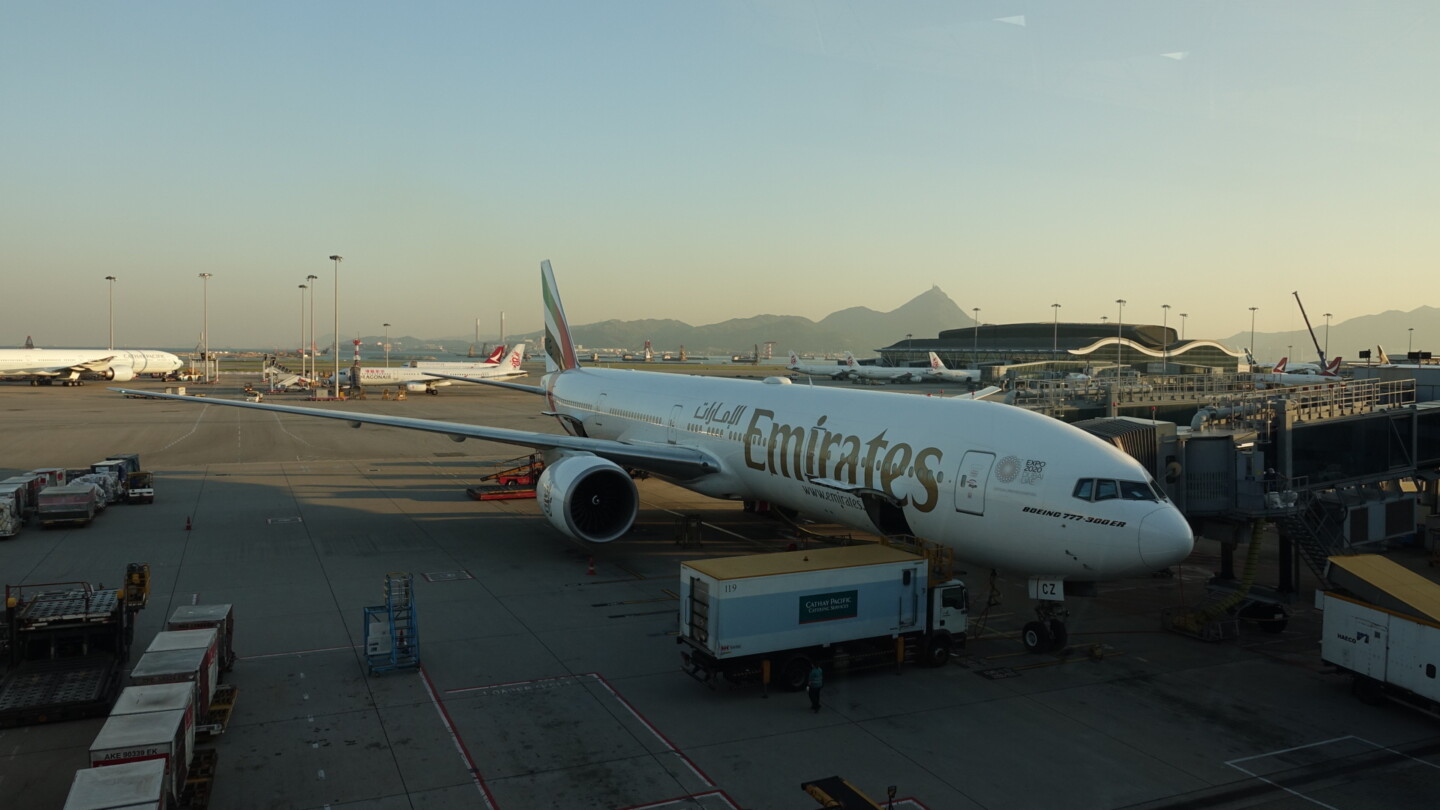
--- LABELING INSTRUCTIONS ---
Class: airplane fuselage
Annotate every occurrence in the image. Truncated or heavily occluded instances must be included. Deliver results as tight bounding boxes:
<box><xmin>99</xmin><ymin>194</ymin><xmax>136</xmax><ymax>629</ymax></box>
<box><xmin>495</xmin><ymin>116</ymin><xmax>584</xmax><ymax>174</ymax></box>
<box><xmin>545</xmin><ymin>368</ymin><xmax>1192</xmax><ymax>580</ymax></box>
<box><xmin>0</xmin><ymin>348</ymin><xmax>183</xmax><ymax>378</ymax></box>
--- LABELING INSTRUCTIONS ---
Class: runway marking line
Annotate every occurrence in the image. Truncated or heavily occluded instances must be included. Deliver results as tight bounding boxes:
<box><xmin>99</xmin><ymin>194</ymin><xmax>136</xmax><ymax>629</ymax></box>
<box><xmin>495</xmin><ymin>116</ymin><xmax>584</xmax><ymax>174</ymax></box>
<box><xmin>442</xmin><ymin>671</ymin><xmax>719</xmax><ymax>803</ymax></box>
<box><xmin>1225</xmin><ymin>735</ymin><xmax>1440</xmax><ymax>809</ymax></box>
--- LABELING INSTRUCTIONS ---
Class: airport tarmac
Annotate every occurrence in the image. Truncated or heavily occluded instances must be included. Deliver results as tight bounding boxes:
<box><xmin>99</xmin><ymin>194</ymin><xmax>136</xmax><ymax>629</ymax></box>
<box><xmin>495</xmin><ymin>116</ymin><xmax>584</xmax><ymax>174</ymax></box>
<box><xmin>1</xmin><ymin>376</ymin><xmax>1438</xmax><ymax>809</ymax></box>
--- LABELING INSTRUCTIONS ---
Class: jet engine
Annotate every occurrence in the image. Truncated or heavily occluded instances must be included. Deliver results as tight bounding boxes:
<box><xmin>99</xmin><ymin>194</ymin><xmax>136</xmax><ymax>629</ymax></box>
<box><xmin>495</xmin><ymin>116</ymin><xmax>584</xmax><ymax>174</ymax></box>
<box><xmin>93</xmin><ymin>365</ymin><xmax>135</xmax><ymax>382</ymax></box>
<box><xmin>405</xmin><ymin>383</ymin><xmax>432</xmax><ymax>393</ymax></box>
<box><xmin>537</xmin><ymin>454</ymin><xmax>638</xmax><ymax>543</ymax></box>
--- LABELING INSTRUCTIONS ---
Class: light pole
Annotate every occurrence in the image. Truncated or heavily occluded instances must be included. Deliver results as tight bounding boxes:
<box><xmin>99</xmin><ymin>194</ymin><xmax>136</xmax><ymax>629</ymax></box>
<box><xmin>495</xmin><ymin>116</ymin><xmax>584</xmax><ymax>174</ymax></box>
<box><xmin>306</xmin><ymin>274</ymin><xmax>318</xmax><ymax>383</ymax></box>
<box><xmin>1115</xmin><ymin>299</ymin><xmax>1126</xmax><ymax>376</ymax></box>
<box><xmin>1161</xmin><ymin>303</ymin><xmax>1170</xmax><ymax>370</ymax></box>
<box><xmin>298</xmin><ymin>284</ymin><xmax>307</xmax><ymax>374</ymax></box>
<box><xmin>105</xmin><ymin>276</ymin><xmax>117</xmax><ymax>350</ymax></box>
<box><xmin>1248</xmin><ymin>306</ymin><xmax>1258</xmax><ymax>359</ymax></box>
<box><xmin>905</xmin><ymin>333</ymin><xmax>913</xmax><ymax>366</ymax></box>
<box><xmin>1051</xmin><ymin>303</ymin><xmax>1061</xmax><ymax>357</ymax></box>
<box><xmin>1179</xmin><ymin>312</ymin><xmax>1188</xmax><ymax>341</ymax></box>
<box><xmin>329</xmin><ymin>256</ymin><xmax>342</xmax><ymax>398</ymax></box>
<box><xmin>1323</xmin><ymin>312</ymin><xmax>1332</xmax><ymax>358</ymax></box>
<box><xmin>1408</xmin><ymin>327</ymin><xmax>1414</xmax><ymax>357</ymax></box>
<box><xmin>198</xmin><ymin>273</ymin><xmax>213</xmax><ymax>382</ymax></box>
<box><xmin>971</xmin><ymin>308</ymin><xmax>981</xmax><ymax>366</ymax></box>
<box><xmin>383</xmin><ymin>323</ymin><xmax>391</xmax><ymax>367</ymax></box>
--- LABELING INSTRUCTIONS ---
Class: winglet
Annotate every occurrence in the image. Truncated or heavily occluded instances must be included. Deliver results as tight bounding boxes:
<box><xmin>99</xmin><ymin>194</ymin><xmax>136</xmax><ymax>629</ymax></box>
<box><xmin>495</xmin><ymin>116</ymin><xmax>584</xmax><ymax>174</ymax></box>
<box><xmin>541</xmin><ymin>260</ymin><xmax>580</xmax><ymax>374</ymax></box>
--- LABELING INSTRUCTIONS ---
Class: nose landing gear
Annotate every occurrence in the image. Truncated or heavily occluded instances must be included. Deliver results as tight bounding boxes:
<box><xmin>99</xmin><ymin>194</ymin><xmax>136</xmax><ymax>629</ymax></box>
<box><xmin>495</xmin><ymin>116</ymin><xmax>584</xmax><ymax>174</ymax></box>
<box><xmin>1021</xmin><ymin>601</ymin><xmax>1069</xmax><ymax>653</ymax></box>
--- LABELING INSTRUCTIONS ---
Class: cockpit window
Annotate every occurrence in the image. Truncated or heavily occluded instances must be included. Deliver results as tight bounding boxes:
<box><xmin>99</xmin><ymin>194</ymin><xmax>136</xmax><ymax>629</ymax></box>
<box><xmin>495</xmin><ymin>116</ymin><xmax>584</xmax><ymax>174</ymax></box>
<box><xmin>1119</xmin><ymin>480</ymin><xmax>1154</xmax><ymax>500</ymax></box>
<box><xmin>1073</xmin><ymin>478</ymin><xmax>1161</xmax><ymax>502</ymax></box>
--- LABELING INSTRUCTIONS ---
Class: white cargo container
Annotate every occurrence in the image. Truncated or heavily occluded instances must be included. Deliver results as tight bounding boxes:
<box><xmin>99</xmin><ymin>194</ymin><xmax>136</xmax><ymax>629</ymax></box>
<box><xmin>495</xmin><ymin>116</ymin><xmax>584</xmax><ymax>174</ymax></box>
<box><xmin>64</xmin><ymin>758</ymin><xmax>168</xmax><ymax>809</ymax></box>
<box><xmin>129</xmin><ymin>646</ymin><xmax>215</xmax><ymax>722</ymax></box>
<box><xmin>89</xmin><ymin>709</ymin><xmax>190</xmax><ymax>802</ymax></box>
<box><xmin>141</xmin><ymin>629</ymin><xmax>219</xmax><ymax>716</ymax></box>
<box><xmin>678</xmin><ymin>544</ymin><xmax>967</xmax><ymax>690</ymax></box>
<box><xmin>165</xmin><ymin>604</ymin><xmax>235</xmax><ymax>672</ymax></box>
<box><xmin>1318</xmin><ymin>555</ymin><xmax>1440</xmax><ymax>719</ymax></box>
<box><xmin>110</xmin><ymin>683</ymin><xmax>196</xmax><ymax>780</ymax></box>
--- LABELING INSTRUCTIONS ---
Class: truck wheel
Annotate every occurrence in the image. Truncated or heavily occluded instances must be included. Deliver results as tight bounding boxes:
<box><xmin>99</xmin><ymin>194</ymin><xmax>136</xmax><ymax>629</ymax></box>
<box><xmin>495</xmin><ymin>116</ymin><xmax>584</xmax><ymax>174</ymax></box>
<box><xmin>1022</xmin><ymin>622</ymin><xmax>1048</xmax><ymax>653</ymax></box>
<box><xmin>924</xmin><ymin>635</ymin><xmax>952</xmax><ymax>667</ymax></box>
<box><xmin>1352</xmin><ymin>675</ymin><xmax>1386</xmax><ymax>706</ymax></box>
<box><xmin>780</xmin><ymin>655</ymin><xmax>813</xmax><ymax>692</ymax></box>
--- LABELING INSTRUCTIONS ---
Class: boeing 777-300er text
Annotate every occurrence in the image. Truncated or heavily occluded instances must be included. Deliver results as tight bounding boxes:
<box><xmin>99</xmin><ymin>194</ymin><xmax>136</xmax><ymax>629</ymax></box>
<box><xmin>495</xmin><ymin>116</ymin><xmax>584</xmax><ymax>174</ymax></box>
<box><xmin>336</xmin><ymin>344</ymin><xmax>527</xmax><ymax>395</ymax></box>
<box><xmin>786</xmin><ymin>351</ymin><xmax>853</xmax><ymax>379</ymax></box>
<box><xmin>843</xmin><ymin>352</ymin><xmax>921</xmax><ymax>383</ymax></box>
<box><xmin>924</xmin><ymin>352</ymin><xmax>981</xmax><ymax>384</ymax></box>
<box><xmin>1</xmin><ymin>344</ymin><xmax>183</xmax><ymax>385</ymax></box>
<box><xmin>115</xmin><ymin>262</ymin><xmax>1193</xmax><ymax>652</ymax></box>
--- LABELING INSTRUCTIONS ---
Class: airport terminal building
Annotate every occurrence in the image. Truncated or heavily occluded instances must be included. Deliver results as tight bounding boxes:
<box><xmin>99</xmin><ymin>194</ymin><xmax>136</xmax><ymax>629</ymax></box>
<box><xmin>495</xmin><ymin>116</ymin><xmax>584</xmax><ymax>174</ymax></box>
<box><xmin>880</xmin><ymin>322</ymin><xmax>1246</xmax><ymax>378</ymax></box>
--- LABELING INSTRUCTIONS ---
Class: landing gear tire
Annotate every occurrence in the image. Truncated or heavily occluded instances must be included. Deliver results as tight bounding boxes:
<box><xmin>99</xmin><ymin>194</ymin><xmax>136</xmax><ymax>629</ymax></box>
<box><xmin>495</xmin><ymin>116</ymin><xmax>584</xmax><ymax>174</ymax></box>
<box><xmin>1022</xmin><ymin>622</ymin><xmax>1049</xmax><ymax>653</ymax></box>
<box><xmin>779</xmin><ymin>655</ymin><xmax>813</xmax><ymax>692</ymax></box>
<box><xmin>924</xmin><ymin>635</ymin><xmax>952</xmax><ymax>667</ymax></box>
<box><xmin>1046</xmin><ymin>620</ymin><xmax>1068</xmax><ymax>651</ymax></box>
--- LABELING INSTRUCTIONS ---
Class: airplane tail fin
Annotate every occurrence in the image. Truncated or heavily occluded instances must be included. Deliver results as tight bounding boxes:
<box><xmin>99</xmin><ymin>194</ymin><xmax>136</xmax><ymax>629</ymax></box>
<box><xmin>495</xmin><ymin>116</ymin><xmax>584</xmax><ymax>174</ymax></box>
<box><xmin>1273</xmin><ymin>357</ymin><xmax>1288</xmax><ymax>373</ymax></box>
<box><xmin>928</xmin><ymin>351</ymin><xmax>945</xmax><ymax>370</ymax></box>
<box><xmin>1377</xmin><ymin>345</ymin><xmax>1391</xmax><ymax>364</ymax></box>
<box><xmin>541</xmin><ymin>260</ymin><xmax>580</xmax><ymax>374</ymax></box>
<box><xmin>788</xmin><ymin>350</ymin><xmax>799</xmax><ymax>366</ymax></box>
<box><xmin>843</xmin><ymin>351</ymin><xmax>858</xmax><ymax>368</ymax></box>
<box><xmin>1321</xmin><ymin>357</ymin><xmax>1342</xmax><ymax>377</ymax></box>
<box><xmin>486</xmin><ymin>345</ymin><xmax>506</xmax><ymax>364</ymax></box>
<box><xmin>502</xmin><ymin>342</ymin><xmax>527</xmax><ymax>372</ymax></box>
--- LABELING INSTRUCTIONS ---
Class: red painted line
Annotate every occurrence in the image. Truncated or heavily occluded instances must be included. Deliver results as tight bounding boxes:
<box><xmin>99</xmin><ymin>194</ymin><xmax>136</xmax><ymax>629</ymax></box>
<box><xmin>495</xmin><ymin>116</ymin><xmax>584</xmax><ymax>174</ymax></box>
<box><xmin>419</xmin><ymin>664</ymin><xmax>498</xmax><ymax>809</ymax></box>
<box><xmin>444</xmin><ymin>672</ymin><xmax>587</xmax><ymax>694</ymax></box>
<box><xmin>589</xmin><ymin>673</ymin><xmax>716</xmax><ymax>788</ymax></box>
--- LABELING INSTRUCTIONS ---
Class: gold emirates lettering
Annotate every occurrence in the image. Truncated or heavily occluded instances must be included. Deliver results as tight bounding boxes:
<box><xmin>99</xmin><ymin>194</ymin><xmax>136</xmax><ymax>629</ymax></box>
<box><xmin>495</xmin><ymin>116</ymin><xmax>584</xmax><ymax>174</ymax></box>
<box><xmin>743</xmin><ymin>408</ymin><xmax>942</xmax><ymax>512</ymax></box>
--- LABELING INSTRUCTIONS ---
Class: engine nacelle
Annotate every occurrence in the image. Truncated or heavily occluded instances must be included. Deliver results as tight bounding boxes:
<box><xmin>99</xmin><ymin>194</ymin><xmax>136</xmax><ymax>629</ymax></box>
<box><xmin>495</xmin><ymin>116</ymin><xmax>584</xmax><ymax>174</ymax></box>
<box><xmin>90</xmin><ymin>364</ymin><xmax>135</xmax><ymax>382</ymax></box>
<box><xmin>405</xmin><ymin>383</ymin><xmax>431</xmax><ymax>393</ymax></box>
<box><xmin>537</xmin><ymin>454</ymin><xmax>638</xmax><ymax>543</ymax></box>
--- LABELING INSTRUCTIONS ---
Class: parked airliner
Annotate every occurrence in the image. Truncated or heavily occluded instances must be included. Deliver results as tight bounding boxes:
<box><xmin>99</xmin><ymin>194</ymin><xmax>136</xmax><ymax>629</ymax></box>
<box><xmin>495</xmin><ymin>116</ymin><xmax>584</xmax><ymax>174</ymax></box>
<box><xmin>1</xmin><ymin>343</ymin><xmax>183</xmax><ymax>384</ymax></box>
<box><xmin>336</xmin><ymin>344</ymin><xmax>527</xmax><ymax>395</ymax></box>
<box><xmin>1255</xmin><ymin>355</ymin><xmax>1343</xmax><ymax>388</ymax></box>
<box><xmin>843</xmin><ymin>352</ymin><xmax>921</xmax><ymax>383</ymax></box>
<box><xmin>786</xmin><ymin>351</ymin><xmax>852</xmax><ymax>380</ymax></box>
<box><xmin>924</xmin><ymin>352</ymin><xmax>981</xmax><ymax>383</ymax></box>
<box><xmin>115</xmin><ymin>262</ymin><xmax>1193</xmax><ymax>652</ymax></box>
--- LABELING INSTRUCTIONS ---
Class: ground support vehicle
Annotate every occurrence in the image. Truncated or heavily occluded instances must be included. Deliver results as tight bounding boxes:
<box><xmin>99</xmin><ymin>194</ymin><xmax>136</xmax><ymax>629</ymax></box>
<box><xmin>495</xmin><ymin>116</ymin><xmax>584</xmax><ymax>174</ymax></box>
<box><xmin>2</xmin><ymin>474</ymin><xmax>43</xmax><ymax>520</ymax></box>
<box><xmin>38</xmin><ymin>483</ymin><xmax>102</xmax><ymax>528</ymax></box>
<box><xmin>126</xmin><ymin>471</ymin><xmax>155</xmax><ymax>504</ymax></box>
<box><xmin>678</xmin><ymin>544</ymin><xmax>967</xmax><ymax>691</ymax></box>
<box><xmin>0</xmin><ymin>583</ymin><xmax>136</xmax><ymax>727</ymax></box>
<box><xmin>465</xmin><ymin>455</ymin><xmax>543</xmax><ymax>501</ymax></box>
<box><xmin>1318</xmin><ymin>554</ymin><xmax>1440</xmax><ymax>719</ymax></box>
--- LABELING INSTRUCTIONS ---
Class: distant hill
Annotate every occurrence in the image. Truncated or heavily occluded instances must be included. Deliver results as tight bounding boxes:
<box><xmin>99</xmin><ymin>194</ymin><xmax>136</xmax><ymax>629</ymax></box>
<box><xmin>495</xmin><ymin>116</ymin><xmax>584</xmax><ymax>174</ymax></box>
<box><xmin>422</xmin><ymin>286</ymin><xmax>971</xmax><ymax>357</ymax></box>
<box><xmin>1220</xmin><ymin>305</ymin><xmax>1440</xmax><ymax>364</ymax></box>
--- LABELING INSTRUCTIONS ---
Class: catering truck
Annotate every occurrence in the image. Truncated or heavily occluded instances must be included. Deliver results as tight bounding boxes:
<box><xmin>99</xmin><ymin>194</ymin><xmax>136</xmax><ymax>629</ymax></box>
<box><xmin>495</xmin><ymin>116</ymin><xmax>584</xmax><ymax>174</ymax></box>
<box><xmin>1318</xmin><ymin>554</ymin><xmax>1440</xmax><ymax>719</ymax></box>
<box><xmin>678</xmin><ymin>543</ymin><xmax>967</xmax><ymax>690</ymax></box>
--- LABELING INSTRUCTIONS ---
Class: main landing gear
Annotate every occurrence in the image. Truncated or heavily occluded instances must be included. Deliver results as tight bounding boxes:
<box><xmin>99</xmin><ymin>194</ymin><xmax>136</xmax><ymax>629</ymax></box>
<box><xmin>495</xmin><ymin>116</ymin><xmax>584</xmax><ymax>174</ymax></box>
<box><xmin>1021</xmin><ymin>575</ymin><xmax>1069</xmax><ymax>653</ymax></box>
<box><xmin>1021</xmin><ymin>602</ymin><xmax>1069</xmax><ymax>654</ymax></box>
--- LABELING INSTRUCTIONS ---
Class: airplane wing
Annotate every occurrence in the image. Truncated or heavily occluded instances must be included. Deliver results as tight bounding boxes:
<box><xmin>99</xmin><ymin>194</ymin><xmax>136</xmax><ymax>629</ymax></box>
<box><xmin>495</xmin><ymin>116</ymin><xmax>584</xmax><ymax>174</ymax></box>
<box><xmin>110</xmin><ymin>387</ymin><xmax>719</xmax><ymax>480</ymax></box>
<box><xmin>421</xmin><ymin>372</ymin><xmax>546</xmax><ymax>395</ymax></box>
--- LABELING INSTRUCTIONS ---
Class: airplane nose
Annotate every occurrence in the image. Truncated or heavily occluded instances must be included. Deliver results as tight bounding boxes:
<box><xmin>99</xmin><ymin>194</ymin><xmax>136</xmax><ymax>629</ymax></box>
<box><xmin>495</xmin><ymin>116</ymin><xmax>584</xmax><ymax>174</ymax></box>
<box><xmin>1138</xmin><ymin>506</ymin><xmax>1194</xmax><ymax>569</ymax></box>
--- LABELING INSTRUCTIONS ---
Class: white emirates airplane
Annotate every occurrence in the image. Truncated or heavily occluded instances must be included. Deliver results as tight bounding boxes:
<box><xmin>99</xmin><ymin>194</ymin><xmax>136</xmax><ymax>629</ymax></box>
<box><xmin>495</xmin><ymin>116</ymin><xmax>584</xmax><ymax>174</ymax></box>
<box><xmin>335</xmin><ymin>344</ymin><xmax>527</xmax><ymax>395</ymax></box>
<box><xmin>924</xmin><ymin>352</ymin><xmax>981</xmax><ymax>383</ymax></box>
<box><xmin>842</xmin><ymin>351</ymin><xmax>922</xmax><ymax>383</ymax></box>
<box><xmin>786</xmin><ymin>351</ymin><xmax>853</xmax><ymax>379</ymax></box>
<box><xmin>0</xmin><ymin>341</ymin><xmax>183</xmax><ymax>385</ymax></box>
<box><xmin>115</xmin><ymin>262</ymin><xmax>1193</xmax><ymax>652</ymax></box>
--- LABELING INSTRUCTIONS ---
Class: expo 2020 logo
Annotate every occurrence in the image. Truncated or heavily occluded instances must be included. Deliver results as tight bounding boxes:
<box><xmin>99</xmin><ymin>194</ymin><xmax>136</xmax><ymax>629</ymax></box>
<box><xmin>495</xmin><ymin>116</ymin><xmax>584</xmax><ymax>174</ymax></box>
<box><xmin>995</xmin><ymin>455</ymin><xmax>1021</xmax><ymax>483</ymax></box>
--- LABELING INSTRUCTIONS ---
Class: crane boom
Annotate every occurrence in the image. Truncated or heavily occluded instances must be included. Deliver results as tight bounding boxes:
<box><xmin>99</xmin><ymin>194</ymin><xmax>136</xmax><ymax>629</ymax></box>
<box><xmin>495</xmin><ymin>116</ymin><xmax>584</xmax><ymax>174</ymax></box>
<box><xmin>1292</xmin><ymin>291</ymin><xmax>1327</xmax><ymax>366</ymax></box>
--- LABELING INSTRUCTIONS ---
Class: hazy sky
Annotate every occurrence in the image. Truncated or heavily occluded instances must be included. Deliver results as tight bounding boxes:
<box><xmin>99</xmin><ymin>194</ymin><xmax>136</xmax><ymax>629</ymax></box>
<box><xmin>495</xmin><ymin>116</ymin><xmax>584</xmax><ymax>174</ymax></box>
<box><xmin>4</xmin><ymin>3</ymin><xmax>1437</xmax><ymax>350</ymax></box>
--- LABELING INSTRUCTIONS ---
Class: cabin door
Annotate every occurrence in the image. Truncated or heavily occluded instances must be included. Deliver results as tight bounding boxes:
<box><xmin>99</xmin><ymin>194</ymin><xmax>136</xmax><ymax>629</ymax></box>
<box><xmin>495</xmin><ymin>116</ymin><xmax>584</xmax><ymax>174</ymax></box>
<box><xmin>953</xmin><ymin>451</ymin><xmax>995</xmax><ymax>515</ymax></box>
<box><xmin>668</xmin><ymin>404</ymin><xmax>684</xmax><ymax>444</ymax></box>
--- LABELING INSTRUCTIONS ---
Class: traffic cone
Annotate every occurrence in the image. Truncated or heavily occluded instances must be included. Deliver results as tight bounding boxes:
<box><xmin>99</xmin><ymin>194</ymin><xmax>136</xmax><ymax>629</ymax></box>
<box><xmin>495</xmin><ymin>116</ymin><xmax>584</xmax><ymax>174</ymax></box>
<box><xmin>587</xmin><ymin>556</ymin><xmax>596</xmax><ymax>576</ymax></box>
<box><xmin>185</xmin><ymin>516</ymin><xmax>192</xmax><ymax>531</ymax></box>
